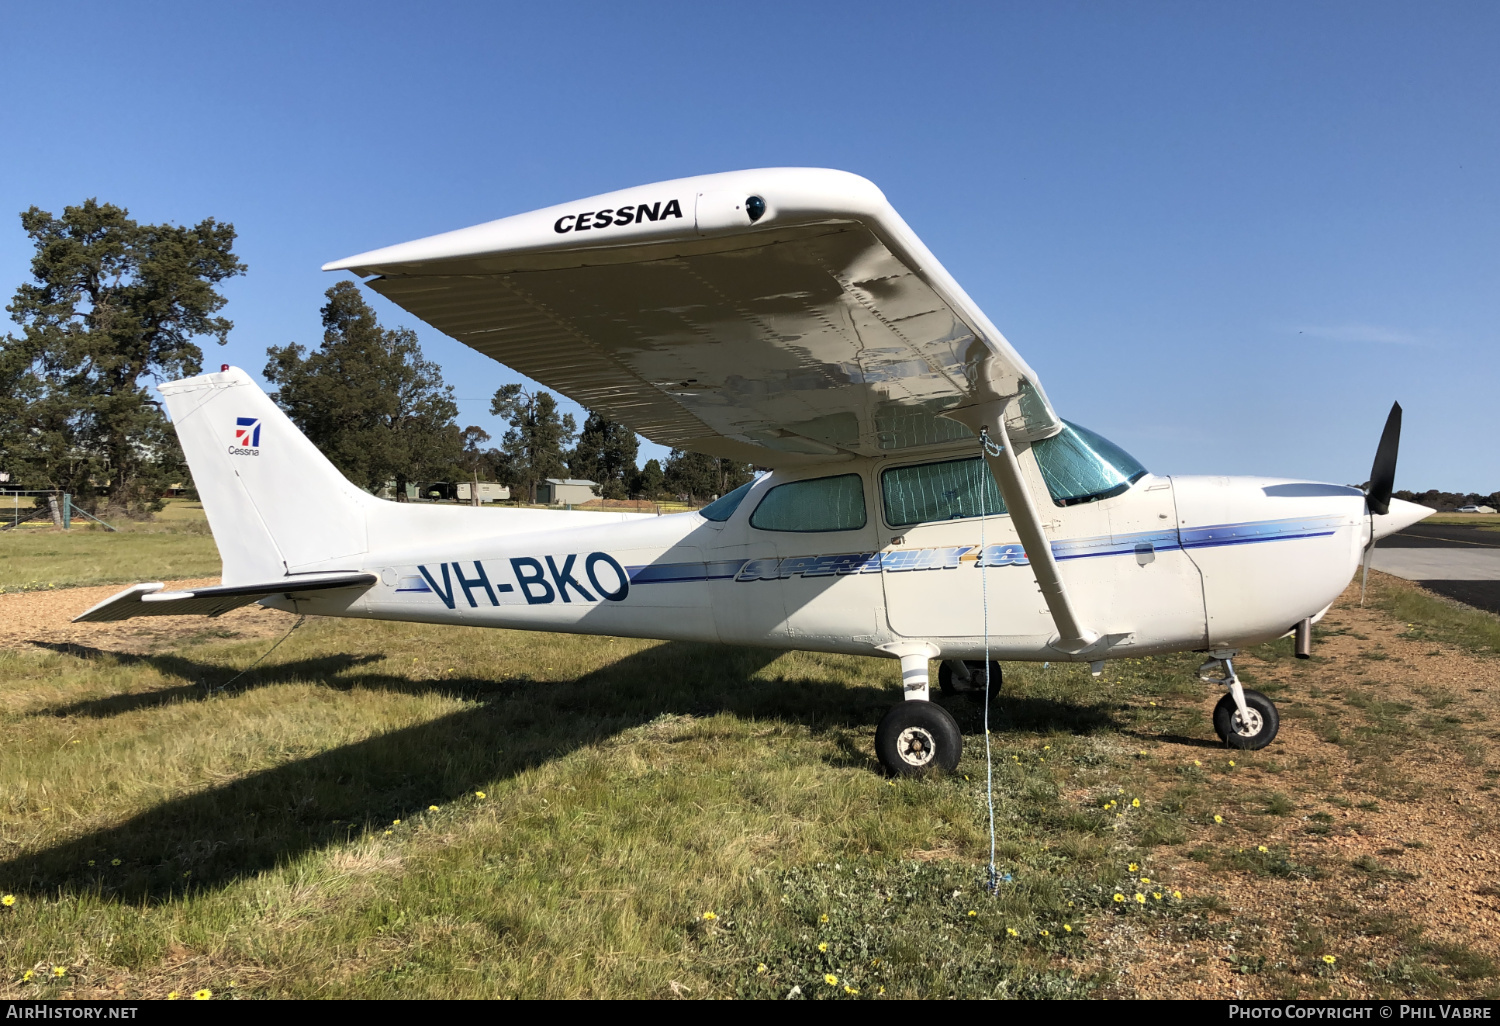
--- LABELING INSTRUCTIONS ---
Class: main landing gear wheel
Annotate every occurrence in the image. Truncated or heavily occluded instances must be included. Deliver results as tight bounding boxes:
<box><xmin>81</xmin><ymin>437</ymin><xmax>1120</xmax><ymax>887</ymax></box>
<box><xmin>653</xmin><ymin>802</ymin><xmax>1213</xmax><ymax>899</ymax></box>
<box><xmin>938</xmin><ymin>660</ymin><xmax>1003</xmax><ymax>701</ymax></box>
<box><xmin>1213</xmin><ymin>689</ymin><xmax>1280</xmax><ymax>750</ymax></box>
<box><xmin>876</xmin><ymin>702</ymin><xmax>963</xmax><ymax>777</ymax></box>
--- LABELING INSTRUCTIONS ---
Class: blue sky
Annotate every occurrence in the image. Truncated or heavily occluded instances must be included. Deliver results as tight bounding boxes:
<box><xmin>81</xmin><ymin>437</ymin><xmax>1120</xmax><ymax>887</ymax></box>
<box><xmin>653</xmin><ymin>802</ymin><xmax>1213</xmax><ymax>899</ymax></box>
<box><xmin>2</xmin><ymin>1</ymin><xmax>1495</xmax><ymax>490</ymax></box>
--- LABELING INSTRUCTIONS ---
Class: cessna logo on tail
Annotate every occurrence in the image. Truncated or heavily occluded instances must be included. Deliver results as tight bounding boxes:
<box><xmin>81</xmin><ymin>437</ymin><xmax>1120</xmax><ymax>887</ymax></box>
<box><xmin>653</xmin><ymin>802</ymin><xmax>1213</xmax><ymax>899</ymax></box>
<box><xmin>229</xmin><ymin>417</ymin><xmax>261</xmax><ymax>456</ymax></box>
<box><xmin>554</xmin><ymin>199</ymin><xmax>684</xmax><ymax>234</ymax></box>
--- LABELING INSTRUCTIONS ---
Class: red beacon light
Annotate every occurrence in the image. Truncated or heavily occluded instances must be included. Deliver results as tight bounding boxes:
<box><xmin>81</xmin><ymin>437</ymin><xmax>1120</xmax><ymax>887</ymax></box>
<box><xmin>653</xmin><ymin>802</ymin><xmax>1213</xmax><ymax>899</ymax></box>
<box><xmin>221</xmin><ymin>364</ymin><xmax>230</xmax><ymax>372</ymax></box>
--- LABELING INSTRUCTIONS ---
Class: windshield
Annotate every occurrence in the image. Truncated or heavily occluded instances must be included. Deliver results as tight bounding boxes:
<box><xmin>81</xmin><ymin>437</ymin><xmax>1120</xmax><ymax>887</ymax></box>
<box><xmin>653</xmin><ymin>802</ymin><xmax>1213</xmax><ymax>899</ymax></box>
<box><xmin>1031</xmin><ymin>421</ymin><xmax>1147</xmax><ymax>506</ymax></box>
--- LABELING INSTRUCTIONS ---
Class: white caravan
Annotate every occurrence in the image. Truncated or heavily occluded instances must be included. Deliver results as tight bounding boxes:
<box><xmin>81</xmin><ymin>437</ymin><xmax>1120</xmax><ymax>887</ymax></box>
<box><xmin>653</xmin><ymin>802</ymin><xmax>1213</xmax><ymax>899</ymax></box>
<box><xmin>77</xmin><ymin>168</ymin><xmax>1431</xmax><ymax>776</ymax></box>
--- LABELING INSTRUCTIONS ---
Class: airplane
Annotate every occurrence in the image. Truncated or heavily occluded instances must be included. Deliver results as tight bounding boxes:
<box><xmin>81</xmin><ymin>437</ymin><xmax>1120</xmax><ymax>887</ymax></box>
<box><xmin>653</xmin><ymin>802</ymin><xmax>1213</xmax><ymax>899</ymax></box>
<box><xmin>75</xmin><ymin>168</ymin><xmax>1432</xmax><ymax>777</ymax></box>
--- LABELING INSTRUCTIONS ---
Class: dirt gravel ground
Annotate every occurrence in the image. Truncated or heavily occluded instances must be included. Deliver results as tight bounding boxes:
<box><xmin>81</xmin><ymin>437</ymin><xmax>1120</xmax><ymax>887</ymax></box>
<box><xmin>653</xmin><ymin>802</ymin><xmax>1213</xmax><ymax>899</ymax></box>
<box><xmin>0</xmin><ymin>580</ymin><xmax>295</xmax><ymax>654</ymax></box>
<box><xmin>1087</xmin><ymin>579</ymin><xmax>1500</xmax><ymax>998</ymax></box>
<box><xmin>2</xmin><ymin>574</ymin><xmax>1495</xmax><ymax>998</ymax></box>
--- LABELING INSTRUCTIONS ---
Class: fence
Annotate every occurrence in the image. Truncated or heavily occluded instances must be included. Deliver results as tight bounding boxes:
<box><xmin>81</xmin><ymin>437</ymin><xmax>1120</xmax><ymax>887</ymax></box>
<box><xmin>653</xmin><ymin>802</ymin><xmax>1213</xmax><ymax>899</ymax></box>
<box><xmin>1</xmin><ymin>491</ymin><xmax>115</xmax><ymax>532</ymax></box>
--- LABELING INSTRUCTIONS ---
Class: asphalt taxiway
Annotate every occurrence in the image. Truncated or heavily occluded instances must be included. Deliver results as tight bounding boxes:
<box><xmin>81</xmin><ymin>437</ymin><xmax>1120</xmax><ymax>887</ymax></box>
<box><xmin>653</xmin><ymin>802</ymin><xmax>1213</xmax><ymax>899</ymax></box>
<box><xmin>1372</xmin><ymin>522</ymin><xmax>1500</xmax><ymax>614</ymax></box>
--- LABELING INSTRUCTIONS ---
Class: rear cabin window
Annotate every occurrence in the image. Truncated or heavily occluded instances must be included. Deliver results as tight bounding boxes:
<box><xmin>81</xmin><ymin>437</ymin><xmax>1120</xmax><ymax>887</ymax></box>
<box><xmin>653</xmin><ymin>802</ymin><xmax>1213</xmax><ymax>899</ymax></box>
<box><xmin>699</xmin><ymin>480</ymin><xmax>754</xmax><ymax>522</ymax></box>
<box><xmin>881</xmin><ymin>457</ymin><xmax>1007</xmax><ymax>528</ymax></box>
<box><xmin>749</xmin><ymin>474</ymin><xmax>867</xmax><ymax>532</ymax></box>
<box><xmin>1031</xmin><ymin>421</ymin><xmax>1147</xmax><ymax>506</ymax></box>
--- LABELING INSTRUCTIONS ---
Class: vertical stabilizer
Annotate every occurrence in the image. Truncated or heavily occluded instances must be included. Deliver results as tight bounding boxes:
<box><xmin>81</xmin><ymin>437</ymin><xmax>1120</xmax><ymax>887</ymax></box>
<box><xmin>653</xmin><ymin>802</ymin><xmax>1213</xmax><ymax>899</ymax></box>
<box><xmin>159</xmin><ymin>368</ymin><xmax>371</xmax><ymax>584</ymax></box>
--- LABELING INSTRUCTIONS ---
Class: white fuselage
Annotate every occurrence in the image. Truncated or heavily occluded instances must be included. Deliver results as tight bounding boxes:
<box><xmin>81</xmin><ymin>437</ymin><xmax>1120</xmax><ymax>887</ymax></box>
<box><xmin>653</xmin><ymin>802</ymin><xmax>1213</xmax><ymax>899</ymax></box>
<box><xmin>266</xmin><ymin>444</ymin><xmax>1407</xmax><ymax>663</ymax></box>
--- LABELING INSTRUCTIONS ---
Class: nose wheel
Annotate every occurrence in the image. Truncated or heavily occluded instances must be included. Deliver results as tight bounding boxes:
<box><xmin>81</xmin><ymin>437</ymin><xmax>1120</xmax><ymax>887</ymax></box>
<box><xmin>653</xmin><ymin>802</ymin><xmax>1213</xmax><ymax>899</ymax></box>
<box><xmin>1200</xmin><ymin>655</ymin><xmax>1280</xmax><ymax>750</ymax></box>
<box><xmin>1213</xmin><ymin>689</ymin><xmax>1279</xmax><ymax>749</ymax></box>
<box><xmin>875</xmin><ymin>701</ymin><xmax>963</xmax><ymax>776</ymax></box>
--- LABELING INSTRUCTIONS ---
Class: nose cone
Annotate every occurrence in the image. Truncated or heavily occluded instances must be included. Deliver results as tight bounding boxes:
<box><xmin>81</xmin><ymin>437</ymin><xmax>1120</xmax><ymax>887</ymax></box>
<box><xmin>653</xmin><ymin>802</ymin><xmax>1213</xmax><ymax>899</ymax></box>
<box><xmin>1372</xmin><ymin>497</ymin><xmax>1433</xmax><ymax>542</ymax></box>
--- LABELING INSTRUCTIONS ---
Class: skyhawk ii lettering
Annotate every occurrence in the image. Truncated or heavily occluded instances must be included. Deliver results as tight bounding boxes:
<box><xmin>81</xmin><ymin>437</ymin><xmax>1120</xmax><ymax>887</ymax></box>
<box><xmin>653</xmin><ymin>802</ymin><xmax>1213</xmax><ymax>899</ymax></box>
<box><xmin>77</xmin><ymin>168</ymin><xmax>1432</xmax><ymax>782</ymax></box>
<box><xmin>553</xmin><ymin>198</ymin><xmax>683</xmax><ymax>233</ymax></box>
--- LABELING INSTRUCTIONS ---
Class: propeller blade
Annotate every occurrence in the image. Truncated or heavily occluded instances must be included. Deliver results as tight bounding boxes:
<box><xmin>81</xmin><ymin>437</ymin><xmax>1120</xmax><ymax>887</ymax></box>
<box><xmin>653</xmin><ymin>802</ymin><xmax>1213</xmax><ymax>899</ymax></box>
<box><xmin>1365</xmin><ymin>401</ymin><xmax>1402</xmax><ymax>516</ymax></box>
<box><xmin>1360</xmin><ymin>538</ymin><xmax>1373</xmax><ymax>605</ymax></box>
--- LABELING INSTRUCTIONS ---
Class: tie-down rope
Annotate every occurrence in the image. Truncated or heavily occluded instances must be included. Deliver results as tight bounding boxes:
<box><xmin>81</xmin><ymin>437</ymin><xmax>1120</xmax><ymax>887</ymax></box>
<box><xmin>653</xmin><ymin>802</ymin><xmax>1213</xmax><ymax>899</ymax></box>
<box><xmin>979</xmin><ymin>428</ymin><xmax>1004</xmax><ymax>894</ymax></box>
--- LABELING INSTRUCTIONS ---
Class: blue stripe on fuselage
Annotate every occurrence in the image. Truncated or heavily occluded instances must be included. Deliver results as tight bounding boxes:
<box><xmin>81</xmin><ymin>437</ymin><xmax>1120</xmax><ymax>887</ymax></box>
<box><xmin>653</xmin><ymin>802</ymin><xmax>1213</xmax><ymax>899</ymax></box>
<box><xmin>620</xmin><ymin>514</ymin><xmax>1347</xmax><ymax>584</ymax></box>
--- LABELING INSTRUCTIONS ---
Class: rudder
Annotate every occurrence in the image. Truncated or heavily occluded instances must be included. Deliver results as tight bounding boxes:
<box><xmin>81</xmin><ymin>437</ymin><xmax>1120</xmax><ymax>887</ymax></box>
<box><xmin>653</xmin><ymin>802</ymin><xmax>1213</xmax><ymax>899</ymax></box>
<box><xmin>160</xmin><ymin>367</ymin><xmax>371</xmax><ymax>585</ymax></box>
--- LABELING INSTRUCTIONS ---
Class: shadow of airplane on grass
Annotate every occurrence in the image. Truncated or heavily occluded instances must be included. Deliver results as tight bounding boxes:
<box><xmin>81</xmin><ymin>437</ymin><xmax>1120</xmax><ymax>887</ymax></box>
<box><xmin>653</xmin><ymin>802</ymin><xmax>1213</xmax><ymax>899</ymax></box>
<box><xmin>29</xmin><ymin>642</ymin><xmax>386</xmax><ymax>718</ymax></box>
<box><xmin>4</xmin><ymin>641</ymin><xmax>1124</xmax><ymax>903</ymax></box>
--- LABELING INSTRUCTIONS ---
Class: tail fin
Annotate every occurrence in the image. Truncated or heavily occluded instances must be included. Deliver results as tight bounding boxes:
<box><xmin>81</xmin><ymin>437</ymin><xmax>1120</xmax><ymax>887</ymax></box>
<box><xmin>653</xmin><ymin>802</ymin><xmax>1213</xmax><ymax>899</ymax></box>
<box><xmin>160</xmin><ymin>367</ymin><xmax>372</xmax><ymax>584</ymax></box>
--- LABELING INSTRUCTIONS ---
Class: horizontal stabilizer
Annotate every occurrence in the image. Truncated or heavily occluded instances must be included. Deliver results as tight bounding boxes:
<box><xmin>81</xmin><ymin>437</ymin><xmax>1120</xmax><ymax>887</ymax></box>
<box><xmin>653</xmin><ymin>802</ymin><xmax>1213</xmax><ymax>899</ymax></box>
<box><xmin>72</xmin><ymin>573</ymin><xmax>377</xmax><ymax>623</ymax></box>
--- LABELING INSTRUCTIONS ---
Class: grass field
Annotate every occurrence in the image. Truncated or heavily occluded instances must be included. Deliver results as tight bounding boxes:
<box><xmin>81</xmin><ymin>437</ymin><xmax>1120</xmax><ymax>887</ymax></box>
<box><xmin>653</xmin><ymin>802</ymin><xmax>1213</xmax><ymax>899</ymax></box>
<box><xmin>1</xmin><ymin>525</ymin><xmax>1498</xmax><ymax>998</ymax></box>
<box><xmin>0</xmin><ymin>501</ymin><xmax>220</xmax><ymax>594</ymax></box>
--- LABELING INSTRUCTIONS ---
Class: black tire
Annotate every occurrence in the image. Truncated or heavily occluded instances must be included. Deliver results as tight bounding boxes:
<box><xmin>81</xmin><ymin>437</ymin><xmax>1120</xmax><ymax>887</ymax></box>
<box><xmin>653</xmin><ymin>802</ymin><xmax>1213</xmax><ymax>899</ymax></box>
<box><xmin>938</xmin><ymin>660</ymin><xmax>1003</xmax><ymax>701</ymax></box>
<box><xmin>875</xmin><ymin>702</ymin><xmax>963</xmax><ymax>776</ymax></box>
<box><xmin>1213</xmin><ymin>690</ymin><xmax>1280</xmax><ymax>750</ymax></box>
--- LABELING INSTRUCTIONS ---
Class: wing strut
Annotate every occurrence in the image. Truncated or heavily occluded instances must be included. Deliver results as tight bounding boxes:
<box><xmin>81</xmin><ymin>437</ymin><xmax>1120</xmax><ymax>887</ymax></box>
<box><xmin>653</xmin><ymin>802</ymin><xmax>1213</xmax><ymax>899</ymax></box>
<box><xmin>949</xmin><ymin>400</ymin><xmax>1100</xmax><ymax>656</ymax></box>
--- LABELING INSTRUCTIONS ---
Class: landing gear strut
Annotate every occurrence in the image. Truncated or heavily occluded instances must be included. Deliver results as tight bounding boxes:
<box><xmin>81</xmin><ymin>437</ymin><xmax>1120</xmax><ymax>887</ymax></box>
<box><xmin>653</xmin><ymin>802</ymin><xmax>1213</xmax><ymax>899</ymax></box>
<box><xmin>1200</xmin><ymin>653</ymin><xmax>1280</xmax><ymax>750</ymax></box>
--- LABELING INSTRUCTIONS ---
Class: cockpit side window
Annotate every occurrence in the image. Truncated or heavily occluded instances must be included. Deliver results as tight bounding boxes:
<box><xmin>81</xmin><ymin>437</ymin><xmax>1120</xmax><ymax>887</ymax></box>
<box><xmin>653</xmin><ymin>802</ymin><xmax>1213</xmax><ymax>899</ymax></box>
<box><xmin>1031</xmin><ymin>421</ymin><xmax>1147</xmax><ymax>506</ymax></box>
<box><xmin>749</xmin><ymin>474</ymin><xmax>867</xmax><ymax>532</ymax></box>
<box><xmin>881</xmin><ymin>456</ymin><xmax>1007</xmax><ymax>528</ymax></box>
<box><xmin>699</xmin><ymin>480</ymin><xmax>754</xmax><ymax>522</ymax></box>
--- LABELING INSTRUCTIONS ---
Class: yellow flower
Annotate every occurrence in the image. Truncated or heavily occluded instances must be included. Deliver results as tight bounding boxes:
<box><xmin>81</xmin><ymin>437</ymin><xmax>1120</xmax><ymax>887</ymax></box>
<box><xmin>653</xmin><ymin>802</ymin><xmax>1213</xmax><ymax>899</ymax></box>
<box><xmin>819</xmin><ymin>913</ymin><xmax>829</xmax><ymax>924</ymax></box>
<box><xmin>88</xmin><ymin>861</ymin><xmax>95</xmax><ymax>867</ymax></box>
<box><xmin>1140</xmin><ymin>877</ymin><xmax>1150</xmax><ymax>884</ymax></box>
<box><xmin>1323</xmin><ymin>955</ymin><xmax>1337</xmax><ymax>965</ymax></box>
<box><xmin>844</xmin><ymin>985</ymin><xmax>859</xmax><ymax>994</ymax></box>
<box><xmin>193</xmin><ymin>990</ymin><xmax>212</xmax><ymax>1000</ymax></box>
<box><xmin>1063</xmin><ymin>924</ymin><xmax>1073</xmax><ymax>933</ymax></box>
<box><xmin>474</xmin><ymin>791</ymin><xmax>486</xmax><ymax>799</ymax></box>
<box><xmin>167</xmin><ymin>991</ymin><xmax>179</xmax><ymax>1000</ymax></box>
<box><xmin>1006</xmin><ymin>927</ymin><xmax>1018</xmax><ymax>937</ymax></box>
<box><xmin>818</xmin><ymin>942</ymin><xmax>828</xmax><ymax>952</ymax></box>
<box><xmin>1258</xmin><ymin>845</ymin><xmax>1269</xmax><ymax>852</ymax></box>
<box><xmin>383</xmin><ymin>830</ymin><xmax>392</xmax><ymax>836</ymax></box>
<box><xmin>967</xmin><ymin>910</ymin><xmax>977</xmax><ymax>917</ymax></box>
<box><xmin>52</xmin><ymin>966</ymin><xmax>66</xmax><ymax>978</ymax></box>
<box><xmin>824</xmin><ymin>974</ymin><xmax>838</xmax><ymax>986</ymax></box>
<box><xmin>1153</xmin><ymin>892</ymin><xmax>1162</xmax><ymax>901</ymax></box>
<box><xmin>756</xmin><ymin>964</ymin><xmax>767</xmax><ymax>974</ymax></box>
<box><xmin>1173</xmin><ymin>890</ymin><xmax>1182</xmax><ymax>899</ymax></box>
<box><xmin>0</xmin><ymin>895</ymin><xmax>13</xmax><ymax>907</ymax></box>
<box><xmin>1128</xmin><ymin>863</ymin><xmax>1139</xmax><ymax>872</ymax></box>
<box><xmin>702</xmin><ymin>911</ymin><xmax>717</xmax><ymax>921</ymax></box>
<box><xmin>1039</xmin><ymin>929</ymin><xmax>1050</xmax><ymax>937</ymax></box>
<box><xmin>428</xmin><ymin>805</ymin><xmax>439</xmax><ymax>812</ymax></box>
<box><xmin>21</xmin><ymin>970</ymin><xmax>34</xmax><ymax>982</ymax></box>
<box><xmin>1134</xmin><ymin>893</ymin><xmax>1146</xmax><ymax>904</ymax></box>
<box><xmin>1193</xmin><ymin>760</ymin><xmax>1201</xmax><ymax>767</ymax></box>
<box><xmin>1113</xmin><ymin>893</ymin><xmax>1125</xmax><ymax>903</ymax></box>
<box><xmin>878</xmin><ymin>986</ymin><xmax>886</xmax><ymax>995</ymax></box>
<box><xmin>1228</xmin><ymin>760</ymin><xmax>1235</xmax><ymax>767</ymax></box>
<box><xmin>392</xmin><ymin>819</ymin><xmax>400</xmax><ymax>825</ymax></box>
<box><xmin>1131</xmin><ymin>798</ymin><xmax>1140</xmax><ymax>808</ymax></box>
<box><xmin>111</xmin><ymin>859</ymin><xmax>121</xmax><ymax>866</ymax></box>
<box><xmin>1214</xmin><ymin>815</ymin><xmax>1223</xmax><ymax>824</ymax></box>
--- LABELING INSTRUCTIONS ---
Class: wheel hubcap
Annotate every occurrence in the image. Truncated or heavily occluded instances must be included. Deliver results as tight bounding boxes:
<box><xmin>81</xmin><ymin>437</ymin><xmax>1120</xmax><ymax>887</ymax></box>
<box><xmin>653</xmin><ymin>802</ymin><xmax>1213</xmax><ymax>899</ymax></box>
<box><xmin>896</xmin><ymin>726</ymin><xmax>938</xmax><ymax>767</ymax></box>
<box><xmin>1232</xmin><ymin>708</ymin><xmax>1264</xmax><ymax>737</ymax></box>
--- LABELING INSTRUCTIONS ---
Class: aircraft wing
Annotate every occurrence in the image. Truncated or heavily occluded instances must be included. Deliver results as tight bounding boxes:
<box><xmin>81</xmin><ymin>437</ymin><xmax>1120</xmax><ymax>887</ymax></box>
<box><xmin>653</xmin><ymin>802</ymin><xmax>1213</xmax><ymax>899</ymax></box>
<box><xmin>73</xmin><ymin>573</ymin><xmax>377</xmax><ymax>622</ymax></box>
<box><xmin>324</xmin><ymin>168</ymin><xmax>1059</xmax><ymax>466</ymax></box>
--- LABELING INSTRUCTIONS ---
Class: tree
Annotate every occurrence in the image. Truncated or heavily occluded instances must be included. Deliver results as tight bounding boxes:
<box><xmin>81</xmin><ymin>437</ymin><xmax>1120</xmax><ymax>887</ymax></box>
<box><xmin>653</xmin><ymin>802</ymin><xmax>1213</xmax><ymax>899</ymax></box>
<box><xmin>265</xmin><ymin>282</ymin><xmax>460</xmax><ymax>499</ymax></box>
<box><xmin>2</xmin><ymin>199</ymin><xmax>245</xmax><ymax>514</ymax></box>
<box><xmin>490</xmin><ymin>385</ymin><xmax>576</xmax><ymax>504</ymax></box>
<box><xmin>569</xmin><ymin>411</ymin><xmax>638</xmax><ymax>499</ymax></box>
<box><xmin>631</xmin><ymin>458</ymin><xmax>665</xmax><ymax>500</ymax></box>
<box><xmin>663</xmin><ymin>450</ymin><xmax>753</xmax><ymax>503</ymax></box>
